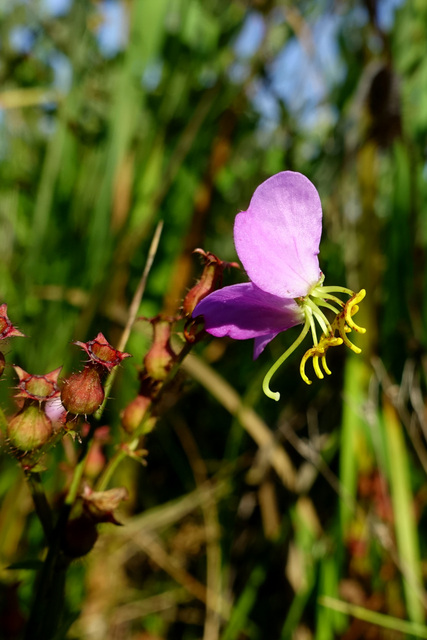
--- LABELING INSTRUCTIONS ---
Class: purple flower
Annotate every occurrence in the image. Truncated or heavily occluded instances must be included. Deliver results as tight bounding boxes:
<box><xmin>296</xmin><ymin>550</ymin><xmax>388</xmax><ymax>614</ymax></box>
<box><xmin>194</xmin><ymin>171</ymin><xmax>366</xmax><ymax>400</ymax></box>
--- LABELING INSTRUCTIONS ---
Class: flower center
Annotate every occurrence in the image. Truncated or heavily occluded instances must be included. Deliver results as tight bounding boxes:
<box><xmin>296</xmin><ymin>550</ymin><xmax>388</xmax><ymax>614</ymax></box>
<box><xmin>262</xmin><ymin>276</ymin><xmax>366</xmax><ymax>401</ymax></box>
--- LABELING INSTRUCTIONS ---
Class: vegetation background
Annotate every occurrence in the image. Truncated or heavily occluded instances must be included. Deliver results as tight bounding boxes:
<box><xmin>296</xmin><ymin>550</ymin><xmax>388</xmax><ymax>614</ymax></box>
<box><xmin>1</xmin><ymin>0</ymin><xmax>427</xmax><ymax>638</ymax></box>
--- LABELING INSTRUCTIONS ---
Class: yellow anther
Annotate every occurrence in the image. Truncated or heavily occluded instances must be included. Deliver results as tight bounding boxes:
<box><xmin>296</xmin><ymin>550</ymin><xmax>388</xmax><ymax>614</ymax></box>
<box><xmin>299</xmin><ymin>335</ymin><xmax>343</xmax><ymax>385</ymax></box>
<box><xmin>321</xmin><ymin>354</ymin><xmax>331</xmax><ymax>375</ymax></box>
<box><xmin>313</xmin><ymin>355</ymin><xmax>324</xmax><ymax>379</ymax></box>
<box><xmin>265</xmin><ymin>282</ymin><xmax>367</xmax><ymax>396</ymax></box>
<box><xmin>344</xmin><ymin>290</ymin><xmax>367</xmax><ymax>334</ymax></box>
<box><xmin>340</xmin><ymin>329</ymin><xmax>362</xmax><ymax>353</ymax></box>
<box><xmin>348</xmin><ymin>319</ymin><xmax>366</xmax><ymax>333</ymax></box>
<box><xmin>346</xmin><ymin>305</ymin><xmax>366</xmax><ymax>332</ymax></box>
<box><xmin>300</xmin><ymin>349</ymin><xmax>314</xmax><ymax>385</ymax></box>
<box><xmin>325</xmin><ymin>336</ymin><xmax>343</xmax><ymax>349</ymax></box>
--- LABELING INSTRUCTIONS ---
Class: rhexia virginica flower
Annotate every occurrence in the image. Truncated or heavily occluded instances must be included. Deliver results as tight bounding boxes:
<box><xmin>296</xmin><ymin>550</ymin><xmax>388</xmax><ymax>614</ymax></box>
<box><xmin>193</xmin><ymin>171</ymin><xmax>366</xmax><ymax>401</ymax></box>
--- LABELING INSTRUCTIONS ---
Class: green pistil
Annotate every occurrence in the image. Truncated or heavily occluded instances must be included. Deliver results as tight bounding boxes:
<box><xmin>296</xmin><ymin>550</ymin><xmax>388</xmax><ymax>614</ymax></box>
<box><xmin>262</xmin><ymin>318</ymin><xmax>311</xmax><ymax>402</ymax></box>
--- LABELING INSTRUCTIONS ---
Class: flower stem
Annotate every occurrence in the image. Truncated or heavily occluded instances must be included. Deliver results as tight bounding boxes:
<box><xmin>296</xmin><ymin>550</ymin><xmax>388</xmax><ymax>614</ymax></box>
<box><xmin>64</xmin><ymin>419</ymin><xmax>96</xmax><ymax>506</ymax></box>
<box><xmin>24</xmin><ymin>527</ymin><xmax>69</xmax><ymax>640</ymax></box>
<box><xmin>25</xmin><ymin>472</ymin><xmax>54</xmax><ymax>542</ymax></box>
<box><xmin>262</xmin><ymin>319</ymin><xmax>310</xmax><ymax>401</ymax></box>
<box><xmin>95</xmin><ymin>447</ymin><xmax>129</xmax><ymax>492</ymax></box>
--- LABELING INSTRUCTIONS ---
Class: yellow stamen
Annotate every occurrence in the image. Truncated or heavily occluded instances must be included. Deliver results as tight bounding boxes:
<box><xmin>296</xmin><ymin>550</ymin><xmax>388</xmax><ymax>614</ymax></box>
<box><xmin>344</xmin><ymin>289</ymin><xmax>367</xmax><ymax>333</ymax></box>
<box><xmin>261</xmin><ymin>281</ymin><xmax>367</xmax><ymax>398</ymax></box>
<box><xmin>299</xmin><ymin>336</ymin><xmax>343</xmax><ymax>385</ymax></box>
<box><xmin>313</xmin><ymin>355</ymin><xmax>324</xmax><ymax>379</ymax></box>
<box><xmin>321</xmin><ymin>354</ymin><xmax>331</xmax><ymax>375</ymax></box>
<box><xmin>300</xmin><ymin>335</ymin><xmax>343</xmax><ymax>384</ymax></box>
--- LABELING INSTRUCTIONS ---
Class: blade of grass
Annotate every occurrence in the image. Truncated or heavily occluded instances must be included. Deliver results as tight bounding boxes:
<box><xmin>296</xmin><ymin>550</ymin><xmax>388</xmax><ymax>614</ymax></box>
<box><xmin>28</xmin><ymin>120</ymin><xmax>67</xmax><ymax>272</ymax></box>
<box><xmin>280</xmin><ymin>498</ymin><xmax>320</xmax><ymax>638</ymax></box>
<box><xmin>382</xmin><ymin>397</ymin><xmax>425</xmax><ymax>623</ymax></box>
<box><xmin>339</xmin><ymin>356</ymin><xmax>371</xmax><ymax>537</ymax></box>
<box><xmin>220</xmin><ymin>564</ymin><xmax>265</xmax><ymax>640</ymax></box>
<box><xmin>319</xmin><ymin>596</ymin><xmax>427</xmax><ymax>637</ymax></box>
<box><xmin>315</xmin><ymin>555</ymin><xmax>347</xmax><ymax>640</ymax></box>
<box><xmin>87</xmin><ymin>0</ymin><xmax>169</xmax><ymax>277</ymax></box>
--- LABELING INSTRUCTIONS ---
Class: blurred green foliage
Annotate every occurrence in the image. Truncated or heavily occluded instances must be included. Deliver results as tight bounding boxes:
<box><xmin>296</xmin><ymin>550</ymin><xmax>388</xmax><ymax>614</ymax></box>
<box><xmin>2</xmin><ymin>0</ymin><xmax>427</xmax><ymax>638</ymax></box>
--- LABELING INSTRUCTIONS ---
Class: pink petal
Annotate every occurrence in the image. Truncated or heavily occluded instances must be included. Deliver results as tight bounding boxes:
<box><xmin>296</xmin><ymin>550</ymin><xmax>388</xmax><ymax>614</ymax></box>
<box><xmin>234</xmin><ymin>171</ymin><xmax>322</xmax><ymax>298</ymax></box>
<box><xmin>45</xmin><ymin>397</ymin><xmax>67</xmax><ymax>430</ymax></box>
<box><xmin>193</xmin><ymin>282</ymin><xmax>303</xmax><ymax>341</ymax></box>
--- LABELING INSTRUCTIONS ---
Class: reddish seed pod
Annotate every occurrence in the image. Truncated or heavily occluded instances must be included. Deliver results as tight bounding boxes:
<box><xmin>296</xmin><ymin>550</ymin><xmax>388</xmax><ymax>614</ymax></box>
<box><xmin>7</xmin><ymin>404</ymin><xmax>53</xmax><ymax>451</ymax></box>
<box><xmin>61</xmin><ymin>367</ymin><xmax>105</xmax><ymax>415</ymax></box>
<box><xmin>84</xmin><ymin>441</ymin><xmax>106</xmax><ymax>479</ymax></box>
<box><xmin>144</xmin><ymin>317</ymin><xmax>177</xmax><ymax>381</ymax></box>
<box><xmin>83</xmin><ymin>426</ymin><xmax>110</xmax><ymax>478</ymax></box>
<box><xmin>121</xmin><ymin>394</ymin><xmax>153</xmax><ymax>434</ymax></box>
<box><xmin>182</xmin><ymin>249</ymin><xmax>239</xmax><ymax>316</ymax></box>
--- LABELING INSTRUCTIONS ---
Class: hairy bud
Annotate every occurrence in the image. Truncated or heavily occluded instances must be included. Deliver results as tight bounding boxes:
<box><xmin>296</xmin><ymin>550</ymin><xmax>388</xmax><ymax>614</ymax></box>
<box><xmin>121</xmin><ymin>394</ymin><xmax>154</xmax><ymax>434</ymax></box>
<box><xmin>182</xmin><ymin>249</ymin><xmax>239</xmax><ymax>316</ymax></box>
<box><xmin>7</xmin><ymin>404</ymin><xmax>53</xmax><ymax>451</ymax></box>
<box><xmin>61</xmin><ymin>367</ymin><xmax>105</xmax><ymax>415</ymax></box>
<box><xmin>144</xmin><ymin>317</ymin><xmax>177</xmax><ymax>381</ymax></box>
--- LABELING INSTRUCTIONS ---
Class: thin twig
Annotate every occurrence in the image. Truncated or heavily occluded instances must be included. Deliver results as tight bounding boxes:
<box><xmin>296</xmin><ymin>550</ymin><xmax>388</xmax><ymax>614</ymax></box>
<box><xmin>95</xmin><ymin>219</ymin><xmax>164</xmax><ymax>421</ymax></box>
<box><xmin>25</xmin><ymin>472</ymin><xmax>54</xmax><ymax>543</ymax></box>
<box><xmin>118</xmin><ymin>220</ymin><xmax>164</xmax><ymax>354</ymax></box>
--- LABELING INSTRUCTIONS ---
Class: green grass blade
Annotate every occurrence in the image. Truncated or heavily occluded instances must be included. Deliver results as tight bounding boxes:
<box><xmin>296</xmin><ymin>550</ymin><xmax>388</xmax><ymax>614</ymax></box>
<box><xmin>383</xmin><ymin>399</ymin><xmax>425</xmax><ymax>623</ymax></box>
<box><xmin>315</xmin><ymin>555</ymin><xmax>347</xmax><ymax>640</ymax></box>
<box><xmin>339</xmin><ymin>357</ymin><xmax>371</xmax><ymax>536</ymax></box>
<box><xmin>221</xmin><ymin>565</ymin><xmax>265</xmax><ymax>640</ymax></box>
<box><xmin>320</xmin><ymin>596</ymin><xmax>427</xmax><ymax>637</ymax></box>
